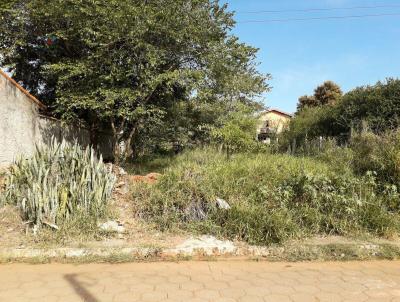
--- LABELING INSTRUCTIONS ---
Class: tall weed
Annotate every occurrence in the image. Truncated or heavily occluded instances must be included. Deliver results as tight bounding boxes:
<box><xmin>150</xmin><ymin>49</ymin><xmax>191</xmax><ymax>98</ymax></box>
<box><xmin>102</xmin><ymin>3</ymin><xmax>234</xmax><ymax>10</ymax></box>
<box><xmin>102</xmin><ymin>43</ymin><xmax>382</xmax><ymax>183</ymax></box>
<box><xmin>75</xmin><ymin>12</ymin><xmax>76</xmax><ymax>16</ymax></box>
<box><xmin>133</xmin><ymin>148</ymin><xmax>400</xmax><ymax>245</ymax></box>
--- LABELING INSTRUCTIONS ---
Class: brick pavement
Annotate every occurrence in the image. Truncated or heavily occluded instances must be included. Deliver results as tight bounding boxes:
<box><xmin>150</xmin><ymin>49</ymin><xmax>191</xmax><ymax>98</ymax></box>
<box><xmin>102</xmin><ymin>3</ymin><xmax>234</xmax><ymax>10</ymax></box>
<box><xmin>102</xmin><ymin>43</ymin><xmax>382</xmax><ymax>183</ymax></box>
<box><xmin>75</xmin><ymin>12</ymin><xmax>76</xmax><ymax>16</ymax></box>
<box><xmin>0</xmin><ymin>261</ymin><xmax>400</xmax><ymax>301</ymax></box>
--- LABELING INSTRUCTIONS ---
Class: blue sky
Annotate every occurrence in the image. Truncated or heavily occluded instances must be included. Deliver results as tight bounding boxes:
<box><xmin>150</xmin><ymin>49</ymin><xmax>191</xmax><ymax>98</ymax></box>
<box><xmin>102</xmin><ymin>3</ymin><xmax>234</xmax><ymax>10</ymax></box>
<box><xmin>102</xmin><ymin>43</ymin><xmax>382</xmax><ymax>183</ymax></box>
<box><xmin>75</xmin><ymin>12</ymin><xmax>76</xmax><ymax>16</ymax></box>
<box><xmin>224</xmin><ymin>0</ymin><xmax>400</xmax><ymax>113</ymax></box>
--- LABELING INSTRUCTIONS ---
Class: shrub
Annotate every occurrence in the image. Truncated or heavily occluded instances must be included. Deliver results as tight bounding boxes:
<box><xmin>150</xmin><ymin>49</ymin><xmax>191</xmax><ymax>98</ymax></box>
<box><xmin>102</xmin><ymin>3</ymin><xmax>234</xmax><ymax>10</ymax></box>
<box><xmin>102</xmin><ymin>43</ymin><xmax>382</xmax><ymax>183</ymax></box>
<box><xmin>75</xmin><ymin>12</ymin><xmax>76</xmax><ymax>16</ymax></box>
<box><xmin>1</xmin><ymin>139</ymin><xmax>115</xmax><ymax>229</ymax></box>
<box><xmin>211</xmin><ymin>105</ymin><xmax>261</xmax><ymax>157</ymax></box>
<box><xmin>279</xmin><ymin>105</ymin><xmax>345</xmax><ymax>154</ymax></box>
<box><xmin>350</xmin><ymin>130</ymin><xmax>400</xmax><ymax>185</ymax></box>
<box><xmin>314</xmin><ymin>140</ymin><xmax>354</xmax><ymax>174</ymax></box>
<box><xmin>133</xmin><ymin>148</ymin><xmax>400</xmax><ymax>245</ymax></box>
<box><xmin>288</xmin><ymin>78</ymin><xmax>400</xmax><ymax>149</ymax></box>
<box><xmin>338</xmin><ymin>78</ymin><xmax>400</xmax><ymax>133</ymax></box>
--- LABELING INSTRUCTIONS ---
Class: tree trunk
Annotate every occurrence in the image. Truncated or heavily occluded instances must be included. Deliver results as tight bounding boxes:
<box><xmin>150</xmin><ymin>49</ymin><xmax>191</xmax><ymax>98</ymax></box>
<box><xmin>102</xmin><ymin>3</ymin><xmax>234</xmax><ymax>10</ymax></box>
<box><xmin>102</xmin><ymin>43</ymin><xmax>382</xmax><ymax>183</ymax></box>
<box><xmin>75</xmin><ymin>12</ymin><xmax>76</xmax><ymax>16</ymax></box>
<box><xmin>89</xmin><ymin>122</ymin><xmax>98</xmax><ymax>152</ymax></box>
<box><xmin>112</xmin><ymin>140</ymin><xmax>120</xmax><ymax>164</ymax></box>
<box><xmin>124</xmin><ymin>127</ymin><xmax>137</xmax><ymax>162</ymax></box>
<box><xmin>110</xmin><ymin>120</ymin><xmax>121</xmax><ymax>165</ymax></box>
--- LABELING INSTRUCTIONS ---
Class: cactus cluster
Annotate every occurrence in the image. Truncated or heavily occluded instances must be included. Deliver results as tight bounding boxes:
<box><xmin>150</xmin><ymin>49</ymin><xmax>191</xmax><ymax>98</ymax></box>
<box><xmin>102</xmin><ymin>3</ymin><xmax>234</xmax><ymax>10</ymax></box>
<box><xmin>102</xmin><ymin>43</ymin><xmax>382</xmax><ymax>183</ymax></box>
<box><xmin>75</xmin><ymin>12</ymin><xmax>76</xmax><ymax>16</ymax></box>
<box><xmin>1</xmin><ymin>139</ymin><xmax>115</xmax><ymax>229</ymax></box>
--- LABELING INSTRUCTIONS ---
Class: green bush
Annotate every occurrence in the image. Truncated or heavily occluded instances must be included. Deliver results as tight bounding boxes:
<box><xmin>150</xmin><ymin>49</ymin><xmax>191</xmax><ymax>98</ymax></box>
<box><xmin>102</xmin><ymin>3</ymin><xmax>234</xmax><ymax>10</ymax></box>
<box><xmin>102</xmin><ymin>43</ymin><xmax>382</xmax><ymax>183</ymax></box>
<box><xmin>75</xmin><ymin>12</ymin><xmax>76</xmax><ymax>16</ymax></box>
<box><xmin>279</xmin><ymin>105</ymin><xmax>345</xmax><ymax>153</ymax></box>
<box><xmin>1</xmin><ymin>139</ymin><xmax>115</xmax><ymax>230</ymax></box>
<box><xmin>211</xmin><ymin>105</ymin><xmax>261</xmax><ymax>157</ymax></box>
<box><xmin>350</xmin><ymin>130</ymin><xmax>400</xmax><ymax>185</ymax></box>
<box><xmin>285</xmin><ymin>78</ymin><xmax>400</xmax><ymax>151</ymax></box>
<box><xmin>133</xmin><ymin>148</ymin><xmax>400</xmax><ymax>245</ymax></box>
<box><xmin>338</xmin><ymin>78</ymin><xmax>400</xmax><ymax>133</ymax></box>
<box><xmin>314</xmin><ymin>141</ymin><xmax>354</xmax><ymax>174</ymax></box>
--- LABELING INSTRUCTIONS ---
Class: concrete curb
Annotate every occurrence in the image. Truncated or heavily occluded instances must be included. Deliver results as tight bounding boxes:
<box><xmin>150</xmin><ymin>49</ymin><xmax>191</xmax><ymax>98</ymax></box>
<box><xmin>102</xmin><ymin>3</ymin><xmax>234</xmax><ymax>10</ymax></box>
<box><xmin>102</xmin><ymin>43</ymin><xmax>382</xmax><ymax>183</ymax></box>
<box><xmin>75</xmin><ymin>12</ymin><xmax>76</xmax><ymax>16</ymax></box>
<box><xmin>1</xmin><ymin>241</ymin><xmax>400</xmax><ymax>263</ymax></box>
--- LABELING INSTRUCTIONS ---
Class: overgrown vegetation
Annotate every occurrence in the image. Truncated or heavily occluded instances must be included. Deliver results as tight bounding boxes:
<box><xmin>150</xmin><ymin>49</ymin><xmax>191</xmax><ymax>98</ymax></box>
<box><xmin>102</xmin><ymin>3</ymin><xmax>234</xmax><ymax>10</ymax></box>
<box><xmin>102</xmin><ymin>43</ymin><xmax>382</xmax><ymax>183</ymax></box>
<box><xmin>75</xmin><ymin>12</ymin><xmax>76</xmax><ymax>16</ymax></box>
<box><xmin>284</xmin><ymin>78</ymin><xmax>400</xmax><ymax>151</ymax></box>
<box><xmin>128</xmin><ymin>77</ymin><xmax>400</xmax><ymax>246</ymax></box>
<box><xmin>132</xmin><ymin>148</ymin><xmax>400</xmax><ymax>245</ymax></box>
<box><xmin>0</xmin><ymin>0</ymin><xmax>269</xmax><ymax>161</ymax></box>
<box><xmin>2</xmin><ymin>0</ymin><xmax>400</xmax><ymax>253</ymax></box>
<box><xmin>1</xmin><ymin>140</ymin><xmax>115</xmax><ymax>231</ymax></box>
<box><xmin>210</xmin><ymin>104</ymin><xmax>268</xmax><ymax>157</ymax></box>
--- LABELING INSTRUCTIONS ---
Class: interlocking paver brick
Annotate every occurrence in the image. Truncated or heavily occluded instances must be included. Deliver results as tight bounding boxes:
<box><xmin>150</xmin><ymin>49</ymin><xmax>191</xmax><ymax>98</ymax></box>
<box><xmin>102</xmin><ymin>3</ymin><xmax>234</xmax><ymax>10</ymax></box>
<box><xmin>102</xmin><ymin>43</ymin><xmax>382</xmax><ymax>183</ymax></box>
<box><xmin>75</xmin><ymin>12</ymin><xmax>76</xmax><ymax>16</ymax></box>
<box><xmin>196</xmin><ymin>289</ymin><xmax>221</xmax><ymax>299</ymax></box>
<box><xmin>141</xmin><ymin>290</ymin><xmax>168</xmax><ymax>301</ymax></box>
<box><xmin>0</xmin><ymin>261</ymin><xmax>399</xmax><ymax>301</ymax></box>
<box><xmin>244</xmin><ymin>286</ymin><xmax>271</xmax><ymax>297</ymax></box>
<box><xmin>290</xmin><ymin>292</ymin><xmax>318</xmax><ymax>302</ymax></box>
<box><xmin>264</xmin><ymin>294</ymin><xmax>292</xmax><ymax>302</ymax></box>
<box><xmin>180</xmin><ymin>281</ymin><xmax>204</xmax><ymax>291</ymax></box>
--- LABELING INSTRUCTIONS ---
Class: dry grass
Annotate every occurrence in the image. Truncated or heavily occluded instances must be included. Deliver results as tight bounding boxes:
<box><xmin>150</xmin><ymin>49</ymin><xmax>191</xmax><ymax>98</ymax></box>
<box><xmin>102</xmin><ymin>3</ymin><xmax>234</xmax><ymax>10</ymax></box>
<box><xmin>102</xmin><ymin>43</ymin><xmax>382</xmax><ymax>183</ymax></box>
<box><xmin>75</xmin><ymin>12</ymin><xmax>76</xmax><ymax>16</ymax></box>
<box><xmin>0</xmin><ymin>205</ymin><xmax>26</xmax><ymax>248</ymax></box>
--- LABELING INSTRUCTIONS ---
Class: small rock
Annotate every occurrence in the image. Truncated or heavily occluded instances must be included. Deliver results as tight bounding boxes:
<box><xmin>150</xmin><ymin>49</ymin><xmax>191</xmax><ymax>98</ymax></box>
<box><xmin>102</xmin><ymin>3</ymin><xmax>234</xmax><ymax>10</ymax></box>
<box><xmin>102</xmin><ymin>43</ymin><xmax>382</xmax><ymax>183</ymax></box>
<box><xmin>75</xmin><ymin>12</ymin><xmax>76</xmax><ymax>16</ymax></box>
<box><xmin>216</xmin><ymin>198</ymin><xmax>231</xmax><ymax>210</ymax></box>
<box><xmin>66</xmin><ymin>249</ymin><xmax>86</xmax><ymax>258</ymax></box>
<box><xmin>99</xmin><ymin>221</ymin><xmax>125</xmax><ymax>233</ymax></box>
<box><xmin>171</xmin><ymin>235</ymin><xmax>236</xmax><ymax>255</ymax></box>
<box><xmin>115</xmin><ymin>186</ymin><xmax>129</xmax><ymax>195</ymax></box>
<box><xmin>32</xmin><ymin>225</ymin><xmax>39</xmax><ymax>236</ymax></box>
<box><xmin>115</xmin><ymin>181</ymin><xmax>126</xmax><ymax>188</ymax></box>
<box><xmin>105</xmin><ymin>163</ymin><xmax>113</xmax><ymax>174</ymax></box>
<box><xmin>118</xmin><ymin>167</ymin><xmax>127</xmax><ymax>176</ymax></box>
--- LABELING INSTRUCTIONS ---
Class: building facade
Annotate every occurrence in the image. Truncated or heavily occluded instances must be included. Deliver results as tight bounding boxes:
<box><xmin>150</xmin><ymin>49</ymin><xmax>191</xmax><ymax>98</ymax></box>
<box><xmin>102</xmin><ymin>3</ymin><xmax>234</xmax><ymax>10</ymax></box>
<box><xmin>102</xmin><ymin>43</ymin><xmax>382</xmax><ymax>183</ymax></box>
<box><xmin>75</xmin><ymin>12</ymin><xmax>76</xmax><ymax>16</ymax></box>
<box><xmin>257</xmin><ymin>109</ymin><xmax>292</xmax><ymax>143</ymax></box>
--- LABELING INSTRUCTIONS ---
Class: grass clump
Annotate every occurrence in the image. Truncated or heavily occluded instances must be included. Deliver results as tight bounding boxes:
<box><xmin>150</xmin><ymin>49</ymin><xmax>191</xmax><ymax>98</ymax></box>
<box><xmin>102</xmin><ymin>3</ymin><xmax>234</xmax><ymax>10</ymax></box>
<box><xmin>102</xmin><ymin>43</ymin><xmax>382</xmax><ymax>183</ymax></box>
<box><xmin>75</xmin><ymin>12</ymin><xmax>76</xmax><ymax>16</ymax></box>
<box><xmin>133</xmin><ymin>148</ymin><xmax>400</xmax><ymax>245</ymax></box>
<box><xmin>350</xmin><ymin>130</ymin><xmax>400</xmax><ymax>185</ymax></box>
<box><xmin>1</xmin><ymin>139</ymin><xmax>115</xmax><ymax>231</ymax></box>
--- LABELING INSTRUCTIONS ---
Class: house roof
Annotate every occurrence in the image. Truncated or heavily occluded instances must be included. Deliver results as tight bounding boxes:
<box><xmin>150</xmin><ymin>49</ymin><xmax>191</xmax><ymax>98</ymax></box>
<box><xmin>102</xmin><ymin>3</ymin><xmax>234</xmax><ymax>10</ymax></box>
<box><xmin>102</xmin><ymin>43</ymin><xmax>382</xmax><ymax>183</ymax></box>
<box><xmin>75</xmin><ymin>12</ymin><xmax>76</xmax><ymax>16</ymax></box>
<box><xmin>264</xmin><ymin>108</ymin><xmax>293</xmax><ymax>118</ymax></box>
<box><xmin>0</xmin><ymin>69</ymin><xmax>46</xmax><ymax>109</ymax></box>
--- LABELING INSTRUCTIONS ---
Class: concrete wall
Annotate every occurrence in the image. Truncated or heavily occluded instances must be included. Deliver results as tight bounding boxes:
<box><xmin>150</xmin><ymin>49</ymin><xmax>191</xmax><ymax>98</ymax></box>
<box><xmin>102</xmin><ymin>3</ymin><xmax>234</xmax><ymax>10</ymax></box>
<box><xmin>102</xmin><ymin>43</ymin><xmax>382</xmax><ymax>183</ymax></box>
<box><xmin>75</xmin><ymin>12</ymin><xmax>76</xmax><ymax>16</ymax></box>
<box><xmin>0</xmin><ymin>73</ymin><xmax>40</xmax><ymax>167</ymax></box>
<box><xmin>0</xmin><ymin>75</ymin><xmax>113</xmax><ymax>167</ymax></box>
<box><xmin>37</xmin><ymin>117</ymin><xmax>114</xmax><ymax>161</ymax></box>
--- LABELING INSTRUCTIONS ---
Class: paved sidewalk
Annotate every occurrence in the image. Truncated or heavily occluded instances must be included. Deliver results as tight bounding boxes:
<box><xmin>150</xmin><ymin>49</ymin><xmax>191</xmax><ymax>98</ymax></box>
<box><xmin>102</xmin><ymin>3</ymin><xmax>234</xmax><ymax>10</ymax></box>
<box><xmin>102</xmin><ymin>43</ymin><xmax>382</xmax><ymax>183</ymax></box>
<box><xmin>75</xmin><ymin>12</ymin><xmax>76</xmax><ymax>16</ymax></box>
<box><xmin>0</xmin><ymin>261</ymin><xmax>400</xmax><ymax>302</ymax></box>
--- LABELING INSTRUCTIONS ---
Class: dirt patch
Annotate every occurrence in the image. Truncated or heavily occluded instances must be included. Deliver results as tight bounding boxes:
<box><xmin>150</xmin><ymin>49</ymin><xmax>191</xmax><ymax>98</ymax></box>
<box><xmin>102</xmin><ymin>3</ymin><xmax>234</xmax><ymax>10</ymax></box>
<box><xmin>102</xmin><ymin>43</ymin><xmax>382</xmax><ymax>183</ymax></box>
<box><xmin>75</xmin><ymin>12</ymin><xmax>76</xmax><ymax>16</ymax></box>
<box><xmin>129</xmin><ymin>172</ymin><xmax>162</xmax><ymax>185</ymax></box>
<box><xmin>0</xmin><ymin>205</ymin><xmax>26</xmax><ymax>248</ymax></box>
<box><xmin>0</xmin><ymin>173</ymin><xmax>6</xmax><ymax>193</ymax></box>
<box><xmin>0</xmin><ymin>165</ymin><xmax>184</xmax><ymax>251</ymax></box>
<box><xmin>93</xmin><ymin>166</ymin><xmax>185</xmax><ymax>250</ymax></box>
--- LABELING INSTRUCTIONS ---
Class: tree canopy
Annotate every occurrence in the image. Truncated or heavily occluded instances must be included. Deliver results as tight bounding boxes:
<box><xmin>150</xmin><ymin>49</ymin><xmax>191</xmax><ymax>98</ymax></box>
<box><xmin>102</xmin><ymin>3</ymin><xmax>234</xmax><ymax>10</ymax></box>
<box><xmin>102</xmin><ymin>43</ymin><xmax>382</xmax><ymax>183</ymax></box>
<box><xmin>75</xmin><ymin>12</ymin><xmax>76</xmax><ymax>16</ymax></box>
<box><xmin>284</xmin><ymin>78</ymin><xmax>400</xmax><ymax>151</ymax></box>
<box><xmin>0</xmin><ymin>0</ymin><xmax>269</xmax><ymax>160</ymax></box>
<box><xmin>296</xmin><ymin>81</ymin><xmax>342</xmax><ymax>113</ymax></box>
<box><xmin>337</xmin><ymin>78</ymin><xmax>400</xmax><ymax>132</ymax></box>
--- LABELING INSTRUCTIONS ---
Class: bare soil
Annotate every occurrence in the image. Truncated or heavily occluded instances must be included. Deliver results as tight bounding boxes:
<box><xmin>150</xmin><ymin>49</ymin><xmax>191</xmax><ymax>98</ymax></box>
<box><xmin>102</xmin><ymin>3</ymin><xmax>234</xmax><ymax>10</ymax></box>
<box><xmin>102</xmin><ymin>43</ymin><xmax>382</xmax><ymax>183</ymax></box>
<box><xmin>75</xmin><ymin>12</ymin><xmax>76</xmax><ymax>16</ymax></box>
<box><xmin>0</xmin><ymin>205</ymin><xmax>26</xmax><ymax>248</ymax></box>
<box><xmin>0</xmin><ymin>169</ymin><xmax>187</xmax><ymax>251</ymax></box>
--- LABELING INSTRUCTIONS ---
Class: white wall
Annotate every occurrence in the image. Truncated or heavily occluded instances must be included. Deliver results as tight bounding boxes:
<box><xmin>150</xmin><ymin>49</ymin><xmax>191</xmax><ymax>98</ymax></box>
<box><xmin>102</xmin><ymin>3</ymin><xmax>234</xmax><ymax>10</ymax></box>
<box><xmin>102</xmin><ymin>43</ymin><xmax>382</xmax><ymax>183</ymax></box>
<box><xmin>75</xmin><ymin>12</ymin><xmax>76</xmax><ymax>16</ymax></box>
<box><xmin>0</xmin><ymin>75</ymin><xmax>113</xmax><ymax>167</ymax></box>
<box><xmin>0</xmin><ymin>74</ymin><xmax>40</xmax><ymax>167</ymax></box>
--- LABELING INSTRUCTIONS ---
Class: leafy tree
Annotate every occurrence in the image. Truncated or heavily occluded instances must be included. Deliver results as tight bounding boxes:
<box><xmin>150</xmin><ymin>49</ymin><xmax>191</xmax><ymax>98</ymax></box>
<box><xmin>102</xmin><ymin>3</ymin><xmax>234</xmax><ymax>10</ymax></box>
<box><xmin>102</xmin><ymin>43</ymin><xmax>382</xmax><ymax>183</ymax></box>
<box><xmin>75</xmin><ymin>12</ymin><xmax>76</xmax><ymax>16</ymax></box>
<box><xmin>337</xmin><ymin>78</ymin><xmax>400</xmax><ymax>133</ymax></box>
<box><xmin>314</xmin><ymin>81</ymin><xmax>343</xmax><ymax>106</ymax></box>
<box><xmin>0</xmin><ymin>0</ymin><xmax>269</xmax><ymax>162</ymax></box>
<box><xmin>296</xmin><ymin>81</ymin><xmax>342</xmax><ymax>113</ymax></box>
<box><xmin>297</xmin><ymin>95</ymin><xmax>317</xmax><ymax>112</ymax></box>
<box><xmin>286</xmin><ymin>78</ymin><xmax>400</xmax><ymax>151</ymax></box>
<box><xmin>211</xmin><ymin>105</ymin><xmax>258</xmax><ymax>157</ymax></box>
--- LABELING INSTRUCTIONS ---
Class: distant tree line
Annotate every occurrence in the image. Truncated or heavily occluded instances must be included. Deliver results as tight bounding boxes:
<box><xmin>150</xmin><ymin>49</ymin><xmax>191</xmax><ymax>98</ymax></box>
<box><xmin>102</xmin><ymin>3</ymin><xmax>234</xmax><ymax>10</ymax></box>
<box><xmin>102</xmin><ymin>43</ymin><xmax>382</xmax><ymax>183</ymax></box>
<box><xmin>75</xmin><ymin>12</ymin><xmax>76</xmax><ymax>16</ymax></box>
<box><xmin>284</xmin><ymin>78</ymin><xmax>400</xmax><ymax>148</ymax></box>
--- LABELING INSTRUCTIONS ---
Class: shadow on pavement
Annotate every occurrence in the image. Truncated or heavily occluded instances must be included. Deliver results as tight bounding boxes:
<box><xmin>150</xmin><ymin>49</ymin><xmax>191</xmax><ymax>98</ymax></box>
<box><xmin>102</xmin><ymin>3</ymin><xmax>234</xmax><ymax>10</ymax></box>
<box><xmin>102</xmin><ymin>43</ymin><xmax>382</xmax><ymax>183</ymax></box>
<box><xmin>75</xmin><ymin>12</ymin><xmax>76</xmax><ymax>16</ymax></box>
<box><xmin>64</xmin><ymin>274</ymin><xmax>99</xmax><ymax>302</ymax></box>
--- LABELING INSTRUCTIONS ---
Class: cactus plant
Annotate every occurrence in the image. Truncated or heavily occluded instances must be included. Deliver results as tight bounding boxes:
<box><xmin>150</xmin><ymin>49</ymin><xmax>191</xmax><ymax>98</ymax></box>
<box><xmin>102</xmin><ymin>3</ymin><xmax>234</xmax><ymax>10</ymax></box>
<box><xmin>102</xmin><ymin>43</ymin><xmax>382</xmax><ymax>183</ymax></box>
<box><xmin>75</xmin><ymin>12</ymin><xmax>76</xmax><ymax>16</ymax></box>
<box><xmin>1</xmin><ymin>139</ymin><xmax>115</xmax><ymax>229</ymax></box>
